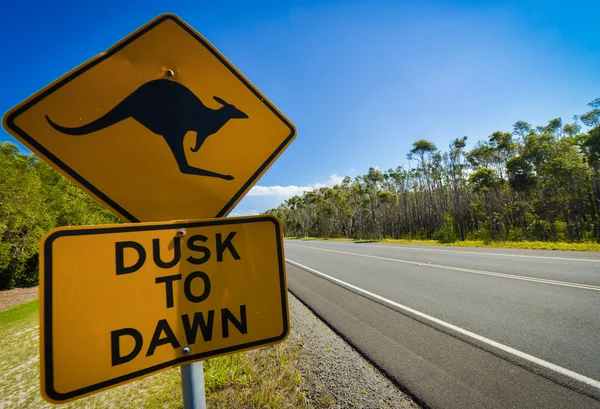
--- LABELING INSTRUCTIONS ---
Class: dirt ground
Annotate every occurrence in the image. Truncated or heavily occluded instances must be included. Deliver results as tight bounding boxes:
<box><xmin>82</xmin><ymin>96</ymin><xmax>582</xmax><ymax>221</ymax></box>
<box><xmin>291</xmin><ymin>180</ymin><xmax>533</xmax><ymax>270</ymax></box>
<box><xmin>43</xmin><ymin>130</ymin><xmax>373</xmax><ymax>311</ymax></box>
<box><xmin>0</xmin><ymin>287</ymin><xmax>38</xmax><ymax>311</ymax></box>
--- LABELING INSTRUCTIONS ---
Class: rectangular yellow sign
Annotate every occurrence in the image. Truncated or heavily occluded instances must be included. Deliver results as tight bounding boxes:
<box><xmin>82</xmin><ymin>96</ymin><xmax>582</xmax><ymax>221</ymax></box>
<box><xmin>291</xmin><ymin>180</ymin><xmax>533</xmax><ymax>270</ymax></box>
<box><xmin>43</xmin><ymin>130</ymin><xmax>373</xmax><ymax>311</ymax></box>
<box><xmin>39</xmin><ymin>215</ymin><xmax>288</xmax><ymax>403</ymax></box>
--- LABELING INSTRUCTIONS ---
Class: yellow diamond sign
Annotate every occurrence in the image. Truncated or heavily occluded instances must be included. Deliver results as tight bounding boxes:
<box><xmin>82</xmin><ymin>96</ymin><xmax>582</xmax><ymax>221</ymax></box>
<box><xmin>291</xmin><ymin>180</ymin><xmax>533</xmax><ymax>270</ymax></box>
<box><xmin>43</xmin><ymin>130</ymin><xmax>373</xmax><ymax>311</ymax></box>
<box><xmin>2</xmin><ymin>14</ymin><xmax>296</xmax><ymax>222</ymax></box>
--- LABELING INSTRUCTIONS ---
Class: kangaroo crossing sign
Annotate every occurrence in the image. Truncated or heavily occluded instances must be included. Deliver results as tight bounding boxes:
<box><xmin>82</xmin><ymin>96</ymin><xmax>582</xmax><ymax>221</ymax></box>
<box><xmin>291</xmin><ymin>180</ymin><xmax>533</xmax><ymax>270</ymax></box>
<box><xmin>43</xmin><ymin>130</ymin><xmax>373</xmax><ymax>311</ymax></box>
<box><xmin>39</xmin><ymin>216</ymin><xmax>288</xmax><ymax>403</ymax></box>
<box><xmin>2</xmin><ymin>14</ymin><xmax>296</xmax><ymax>222</ymax></box>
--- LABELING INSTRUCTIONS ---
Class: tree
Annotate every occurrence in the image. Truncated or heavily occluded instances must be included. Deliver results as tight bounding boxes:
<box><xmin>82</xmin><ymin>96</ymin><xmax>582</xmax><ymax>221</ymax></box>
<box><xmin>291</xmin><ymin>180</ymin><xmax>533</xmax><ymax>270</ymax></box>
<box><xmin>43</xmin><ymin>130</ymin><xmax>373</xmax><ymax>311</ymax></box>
<box><xmin>0</xmin><ymin>142</ymin><xmax>120</xmax><ymax>289</ymax></box>
<box><xmin>467</xmin><ymin>141</ymin><xmax>497</xmax><ymax>169</ymax></box>
<box><xmin>563</xmin><ymin>123</ymin><xmax>581</xmax><ymax>137</ymax></box>
<box><xmin>469</xmin><ymin>168</ymin><xmax>500</xmax><ymax>193</ymax></box>
<box><xmin>512</xmin><ymin>121</ymin><xmax>532</xmax><ymax>140</ymax></box>
<box><xmin>580</xmin><ymin>98</ymin><xmax>600</xmax><ymax>127</ymax></box>
<box><xmin>0</xmin><ymin>144</ymin><xmax>51</xmax><ymax>289</ymax></box>
<box><xmin>506</xmin><ymin>156</ymin><xmax>536</xmax><ymax>194</ymax></box>
<box><xmin>407</xmin><ymin>139</ymin><xmax>440</xmax><ymax>235</ymax></box>
<box><xmin>544</xmin><ymin>118</ymin><xmax>563</xmax><ymax>138</ymax></box>
<box><xmin>581</xmin><ymin>126</ymin><xmax>600</xmax><ymax>238</ymax></box>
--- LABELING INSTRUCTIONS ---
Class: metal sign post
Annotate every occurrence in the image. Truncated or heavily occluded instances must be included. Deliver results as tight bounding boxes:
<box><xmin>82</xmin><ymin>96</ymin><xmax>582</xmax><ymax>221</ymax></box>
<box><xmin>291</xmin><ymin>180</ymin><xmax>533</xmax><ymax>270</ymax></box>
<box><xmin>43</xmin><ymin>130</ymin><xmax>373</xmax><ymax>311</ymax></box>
<box><xmin>181</xmin><ymin>362</ymin><xmax>207</xmax><ymax>409</ymax></box>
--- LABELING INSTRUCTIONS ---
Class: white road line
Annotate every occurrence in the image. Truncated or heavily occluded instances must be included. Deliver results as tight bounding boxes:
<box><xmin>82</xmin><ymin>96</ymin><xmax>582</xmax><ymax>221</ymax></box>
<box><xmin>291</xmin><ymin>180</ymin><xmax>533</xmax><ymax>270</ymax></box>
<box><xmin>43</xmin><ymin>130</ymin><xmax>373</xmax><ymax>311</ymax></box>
<box><xmin>285</xmin><ymin>240</ymin><xmax>600</xmax><ymax>263</ymax></box>
<box><xmin>286</xmin><ymin>244</ymin><xmax>600</xmax><ymax>291</ymax></box>
<box><xmin>286</xmin><ymin>259</ymin><xmax>600</xmax><ymax>391</ymax></box>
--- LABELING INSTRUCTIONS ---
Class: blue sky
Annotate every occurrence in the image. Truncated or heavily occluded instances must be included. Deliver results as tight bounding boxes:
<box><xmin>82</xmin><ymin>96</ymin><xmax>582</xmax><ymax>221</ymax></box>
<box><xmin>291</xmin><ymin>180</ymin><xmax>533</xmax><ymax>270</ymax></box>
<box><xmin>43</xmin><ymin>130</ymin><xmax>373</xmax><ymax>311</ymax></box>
<box><xmin>2</xmin><ymin>0</ymin><xmax>599</xmax><ymax>216</ymax></box>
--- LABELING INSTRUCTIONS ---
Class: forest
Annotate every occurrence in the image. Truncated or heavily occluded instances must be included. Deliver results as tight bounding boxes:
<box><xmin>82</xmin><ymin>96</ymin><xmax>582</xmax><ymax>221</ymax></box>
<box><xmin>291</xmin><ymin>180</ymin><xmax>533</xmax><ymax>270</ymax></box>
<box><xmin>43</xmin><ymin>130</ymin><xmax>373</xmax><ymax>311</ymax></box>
<box><xmin>268</xmin><ymin>98</ymin><xmax>600</xmax><ymax>244</ymax></box>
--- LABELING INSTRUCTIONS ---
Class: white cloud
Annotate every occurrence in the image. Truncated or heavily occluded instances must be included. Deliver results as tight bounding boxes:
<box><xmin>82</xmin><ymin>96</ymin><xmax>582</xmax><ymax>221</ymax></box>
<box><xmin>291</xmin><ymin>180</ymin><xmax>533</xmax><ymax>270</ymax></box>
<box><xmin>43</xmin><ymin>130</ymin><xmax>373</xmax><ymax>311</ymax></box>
<box><xmin>228</xmin><ymin>209</ymin><xmax>260</xmax><ymax>217</ymax></box>
<box><xmin>247</xmin><ymin>174</ymin><xmax>344</xmax><ymax>199</ymax></box>
<box><xmin>248</xmin><ymin>185</ymin><xmax>309</xmax><ymax>197</ymax></box>
<box><xmin>328</xmin><ymin>174</ymin><xmax>345</xmax><ymax>185</ymax></box>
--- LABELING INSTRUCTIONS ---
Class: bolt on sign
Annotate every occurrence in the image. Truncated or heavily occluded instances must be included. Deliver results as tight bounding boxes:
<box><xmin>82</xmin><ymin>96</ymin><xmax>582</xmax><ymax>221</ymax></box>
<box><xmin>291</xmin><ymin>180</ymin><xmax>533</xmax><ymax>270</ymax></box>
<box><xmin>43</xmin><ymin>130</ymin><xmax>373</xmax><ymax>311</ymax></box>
<box><xmin>2</xmin><ymin>13</ymin><xmax>296</xmax><ymax>222</ymax></box>
<box><xmin>39</xmin><ymin>215</ymin><xmax>288</xmax><ymax>403</ymax></box>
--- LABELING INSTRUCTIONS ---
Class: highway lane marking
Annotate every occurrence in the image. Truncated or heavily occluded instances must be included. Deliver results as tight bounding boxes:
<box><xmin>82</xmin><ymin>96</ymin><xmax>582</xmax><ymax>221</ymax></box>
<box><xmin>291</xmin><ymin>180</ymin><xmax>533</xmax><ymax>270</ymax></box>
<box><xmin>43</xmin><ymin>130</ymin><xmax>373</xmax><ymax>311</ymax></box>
<box><xmin>286</xmin><ymin>244</ymin><xmax>600</xmax><ymax>291</ymax></box>
<box><xmin>285</xmin><ymin>240</ymin><xmax>600</xmax><ymax>263</ymax></box>
<box><xmin>286</xmin><ymin>259</ymin><xmax>600</xmax><ymax>391</ymax></box>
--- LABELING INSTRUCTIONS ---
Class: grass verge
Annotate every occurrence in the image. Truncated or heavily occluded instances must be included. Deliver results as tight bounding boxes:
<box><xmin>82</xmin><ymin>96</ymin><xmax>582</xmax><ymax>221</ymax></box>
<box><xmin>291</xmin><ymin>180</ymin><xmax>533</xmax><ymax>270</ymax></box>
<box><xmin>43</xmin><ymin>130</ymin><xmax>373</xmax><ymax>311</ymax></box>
<box><xmin>0</xmin><ymin>301</ymin><xmax>308</xmax><ymax>409</ymax></box>
<box><xmin>288</xmin><ymin>237</ymin><xmax>600</xmax><ymax>251</ymax></box>
<box><xmin>0</xmin><ymin>299</ymin><xmax>38</xmax><ymax>326</ymax></box>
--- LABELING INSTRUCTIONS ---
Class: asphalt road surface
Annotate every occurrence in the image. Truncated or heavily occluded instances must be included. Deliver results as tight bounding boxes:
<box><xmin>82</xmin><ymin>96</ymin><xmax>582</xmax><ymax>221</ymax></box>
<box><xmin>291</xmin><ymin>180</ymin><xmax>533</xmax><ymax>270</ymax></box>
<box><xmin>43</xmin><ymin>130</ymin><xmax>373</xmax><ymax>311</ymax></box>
<box><xmin>284</xmin><ymin>240</ymin><xmax>600</xmax><ymax>409</ymax></box>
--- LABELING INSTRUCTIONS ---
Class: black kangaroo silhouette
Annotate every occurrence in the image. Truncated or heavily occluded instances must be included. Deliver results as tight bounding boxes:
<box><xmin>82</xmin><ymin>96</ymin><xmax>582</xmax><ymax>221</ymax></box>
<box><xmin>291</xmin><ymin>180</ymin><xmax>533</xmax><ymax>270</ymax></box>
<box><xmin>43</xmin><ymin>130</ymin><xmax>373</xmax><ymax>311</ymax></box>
<box><xmin>45</xmin><ymin>79</ymin><xmax>248</xmax><ymax>180</ymax></box>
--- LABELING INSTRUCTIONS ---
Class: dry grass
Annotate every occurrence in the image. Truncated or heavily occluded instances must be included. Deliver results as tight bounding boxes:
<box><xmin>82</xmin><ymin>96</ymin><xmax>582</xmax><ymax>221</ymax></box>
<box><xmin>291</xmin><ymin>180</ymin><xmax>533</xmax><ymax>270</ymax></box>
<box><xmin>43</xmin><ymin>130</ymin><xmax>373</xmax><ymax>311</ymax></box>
<box><xmin>206</xmin><ymin>342</ymin><xmax>308</xmax><ymax>408</ymax></box>
<box><xmin>0</xmin><ymin>300</ymin><xmax>309</xmax><ymax>409</ymax></box>
<box><xmin>0</xmin><ymin>286</ymin><xmax>38</xmax><ymax>311</ymax></box>
<box><xmin>290</xmin><ymin>237</ymin><xmax>600</xmax><ymax>252</ymax></box>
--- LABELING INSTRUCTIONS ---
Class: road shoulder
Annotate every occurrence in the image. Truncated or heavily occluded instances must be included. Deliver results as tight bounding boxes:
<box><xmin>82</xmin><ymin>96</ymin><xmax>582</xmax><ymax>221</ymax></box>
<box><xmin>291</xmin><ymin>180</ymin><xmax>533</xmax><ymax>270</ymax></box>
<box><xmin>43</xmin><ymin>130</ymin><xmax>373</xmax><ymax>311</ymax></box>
<box><xmin>288</xmin><ymin>291</ymin><xmax>420</xmax><ymax>408</ymax></box>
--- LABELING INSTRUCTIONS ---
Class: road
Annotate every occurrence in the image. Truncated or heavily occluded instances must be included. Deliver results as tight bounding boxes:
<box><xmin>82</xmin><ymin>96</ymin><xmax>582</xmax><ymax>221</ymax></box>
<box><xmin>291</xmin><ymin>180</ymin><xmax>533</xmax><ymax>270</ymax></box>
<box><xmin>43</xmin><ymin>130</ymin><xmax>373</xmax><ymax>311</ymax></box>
<box><xmin>284</xmin><ymin>240</ymin><xmax>600</xmax><ymax>409</ymax></box>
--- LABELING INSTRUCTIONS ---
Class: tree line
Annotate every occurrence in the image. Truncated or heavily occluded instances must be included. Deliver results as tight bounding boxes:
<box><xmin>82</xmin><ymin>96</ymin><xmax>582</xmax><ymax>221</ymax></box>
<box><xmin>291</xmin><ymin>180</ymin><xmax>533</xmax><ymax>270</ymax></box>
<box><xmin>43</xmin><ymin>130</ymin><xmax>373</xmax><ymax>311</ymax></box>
<box><xmin>0</xmin><ymin>143</ymin><xmax>120</xmax><ymax>290</ymax></box>
<box><xmin>268</xmin><ymin>98</ymin><xmax>600</xmax><ymax>244</ymax></box>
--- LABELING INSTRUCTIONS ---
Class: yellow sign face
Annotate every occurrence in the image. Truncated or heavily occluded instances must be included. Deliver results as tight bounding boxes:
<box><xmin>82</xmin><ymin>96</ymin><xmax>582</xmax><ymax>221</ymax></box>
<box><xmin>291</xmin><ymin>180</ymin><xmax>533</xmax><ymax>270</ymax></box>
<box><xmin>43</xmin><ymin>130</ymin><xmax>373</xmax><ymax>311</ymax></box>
<box><xmin>2</xmin><ymin>14</ymin><xmax>295</xmax><ymax>222</ymax></box>
<box><xmin>39</xmin><ymin>215</ymin><xmax>288</xmax><ymax>403</ymax></box>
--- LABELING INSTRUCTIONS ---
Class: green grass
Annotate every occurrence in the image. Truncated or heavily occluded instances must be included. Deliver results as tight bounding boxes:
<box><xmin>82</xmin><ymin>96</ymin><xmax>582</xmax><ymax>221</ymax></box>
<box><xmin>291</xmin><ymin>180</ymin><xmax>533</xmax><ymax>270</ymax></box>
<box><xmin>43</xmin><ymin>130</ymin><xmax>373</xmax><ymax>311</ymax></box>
<box><xmin>0</xmin><ymin>301</ymin><xmax>308</xmax><ymax>409</ymax></box>
<box><xmin>0</xmin><ymin>299</ymin><xmax>38</xmax><ymax>327</ymax></box>
<box><xmin>288</xmin><ymin>236</ymin><xmax>600</xmax><ymax>251</ymax></box>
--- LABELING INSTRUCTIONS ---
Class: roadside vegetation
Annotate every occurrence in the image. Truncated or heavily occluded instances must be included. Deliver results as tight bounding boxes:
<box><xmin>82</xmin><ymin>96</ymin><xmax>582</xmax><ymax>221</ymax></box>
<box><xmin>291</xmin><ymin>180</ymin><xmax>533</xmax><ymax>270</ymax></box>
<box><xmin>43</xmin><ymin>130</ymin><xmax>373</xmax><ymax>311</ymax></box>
<box><xmin>0</xmin><ymin>142</ymin><xmax>120</xmax><ymax>290</ymax></box>
<box><xmin>0</xmin><ymin>300</ymin><xmax>308</xmax><ymax>409</ymax></box>
<box><xmin>271</xmin><ymin>98</ymin><xmax>600</xmax><ymax>250</ymax></box>
<box><xmin>290</xmin><ymin>237</ymin><xmax>600</xmax><ymax>251</ymax></box>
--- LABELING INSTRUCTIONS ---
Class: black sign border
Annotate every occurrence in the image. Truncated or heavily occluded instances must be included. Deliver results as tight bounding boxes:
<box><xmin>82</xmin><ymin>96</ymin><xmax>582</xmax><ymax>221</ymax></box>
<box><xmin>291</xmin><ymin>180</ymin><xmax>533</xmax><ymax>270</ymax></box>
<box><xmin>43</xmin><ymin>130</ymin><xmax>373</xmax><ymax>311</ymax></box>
<box><xmin>4</xmin><ymin>14</ymin><xmax>296</xmax><ymax>222</ymax></box>
<box><xmin>42</xmin><ymin>215</ymin><xmax>288</xmax><ymax>402</ymax></box>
